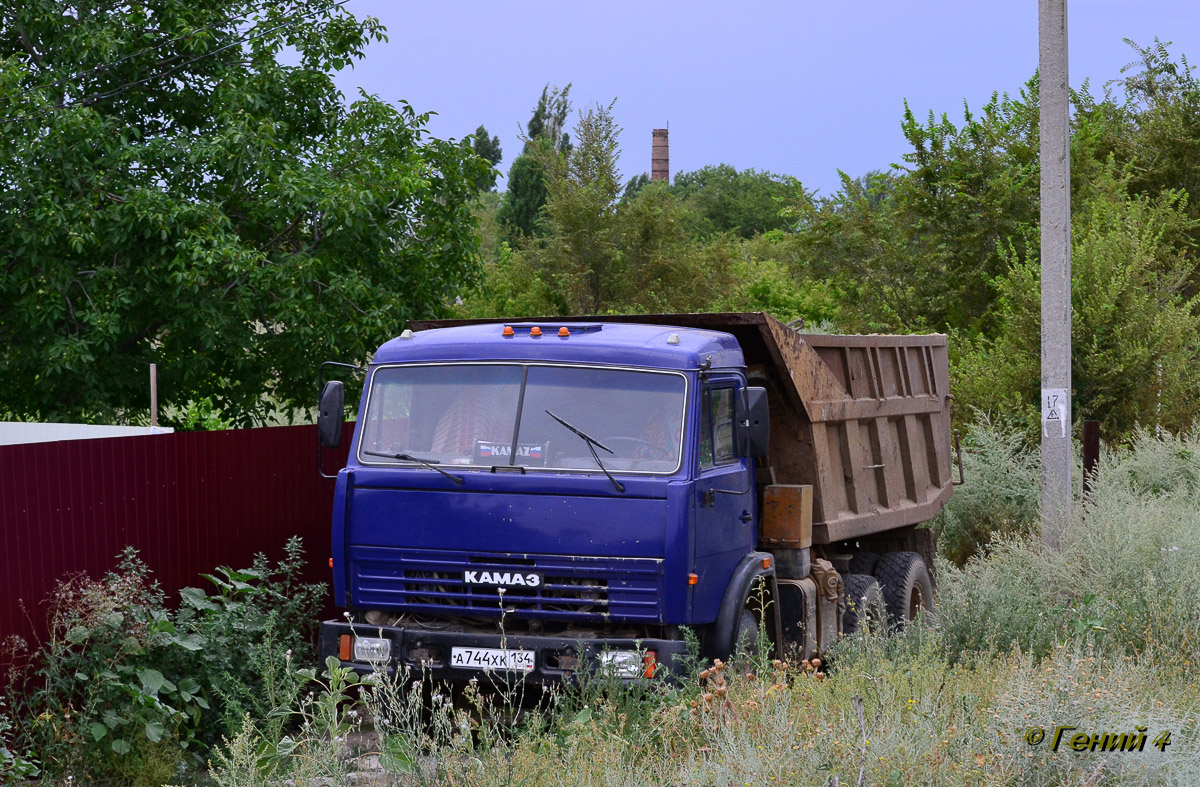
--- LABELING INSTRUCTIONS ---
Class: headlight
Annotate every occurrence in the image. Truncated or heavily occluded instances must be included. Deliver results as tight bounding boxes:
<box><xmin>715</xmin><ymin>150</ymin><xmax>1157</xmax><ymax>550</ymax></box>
<box><xmin>352</xmin><ymin>636</ymin><xmax>392</xmax><ymax>663</ymax></box>
<box><xmin>598</xmin><ymin>649</ymin><xmax>656</xmax><ymax>678</ymax></box>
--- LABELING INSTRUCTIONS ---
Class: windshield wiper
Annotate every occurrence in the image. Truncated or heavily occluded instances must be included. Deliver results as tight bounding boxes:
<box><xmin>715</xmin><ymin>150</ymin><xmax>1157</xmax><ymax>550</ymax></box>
<box><xmin>544</xmin><ymin>410</ymin><xmax>625</xmax><ymax>493</ymax></box>
<box><xmin>362</xmin><ymin>449</ymin><xmax>464</xmax><ymax>485</ymax></box>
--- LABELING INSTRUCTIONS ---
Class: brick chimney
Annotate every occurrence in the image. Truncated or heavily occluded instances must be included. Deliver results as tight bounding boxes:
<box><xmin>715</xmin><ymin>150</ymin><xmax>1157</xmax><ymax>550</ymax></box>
<box><xmin>651</xmin><ymin>128</ymin><xmax>669</xmax><ymax>183</ymax></box>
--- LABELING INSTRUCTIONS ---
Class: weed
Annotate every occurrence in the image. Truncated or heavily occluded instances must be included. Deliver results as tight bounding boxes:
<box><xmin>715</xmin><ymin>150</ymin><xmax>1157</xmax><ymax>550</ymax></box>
<box><xmin>0</xmin><ymin>694</ymin><xmax>38</xmax><ymax>782</ymax></box>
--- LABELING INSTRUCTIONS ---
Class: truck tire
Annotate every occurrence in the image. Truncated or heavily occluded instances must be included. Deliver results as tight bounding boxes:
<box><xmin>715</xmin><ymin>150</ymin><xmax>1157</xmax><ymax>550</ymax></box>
<box><xmin>733</xmin><ymin>607</ymin><xmax>761</xmax><ymax>658</ymax></box>
<box><xmin>848</xmin><ymin>551</ymin><xmax>879</xmax><ymax>575</ymax></box>
<box><xmin>842</xmin><ymin>573</ymin><xmax>887</xmax><ymax>636</ymax></box>
<box><xmin>707</xmin><ymin>553</ymin><xmax>775</xmax><ymax>661</ymax></box>
<box><xmin>872</xmin><ymin>552</ymin><xmax>934</xmax><ymax>627</ymax></box>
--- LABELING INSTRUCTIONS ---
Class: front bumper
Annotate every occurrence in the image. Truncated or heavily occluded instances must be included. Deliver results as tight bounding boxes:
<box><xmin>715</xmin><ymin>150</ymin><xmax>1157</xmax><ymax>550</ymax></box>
<box><xmin>318</xmin><ymin>620</ymin><xmax>690</xmax><ymax>684</ymax></box>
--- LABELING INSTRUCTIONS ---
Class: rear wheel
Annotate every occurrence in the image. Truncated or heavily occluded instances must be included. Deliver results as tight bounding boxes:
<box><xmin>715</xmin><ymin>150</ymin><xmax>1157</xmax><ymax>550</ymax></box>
<box><xmin>842</xmin><ymin>573</ymin><xmax>887</xmax><ymax>636</ymax></box>
<box><xmin>873</xmin><ymin>552</ymin><xmax>934</xmax><ymax>627</ymax></box>
<box><xmin>847</xmin><ymin>551</ymin><xmax>880</xmax><ymax>576</ymax></box>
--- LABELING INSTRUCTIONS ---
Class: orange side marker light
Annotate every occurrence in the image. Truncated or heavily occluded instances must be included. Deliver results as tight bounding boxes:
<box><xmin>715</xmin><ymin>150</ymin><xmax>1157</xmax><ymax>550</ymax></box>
<box><xmin>338</xmin><ymin>634</ymin><xmax>352</xmax><ymax>661</ymax></box>
<box><xmin>688</xmin><ymin>573</ymin><xmax>699</xmax><ymax>585</ymax></box>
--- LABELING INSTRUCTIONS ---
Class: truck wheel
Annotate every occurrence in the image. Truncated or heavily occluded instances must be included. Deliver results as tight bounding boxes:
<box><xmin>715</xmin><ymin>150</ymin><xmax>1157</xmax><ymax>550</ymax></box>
<box><xmin>873</xmin><ymin>552</ymin><xmax>934</xmax><ymax>627</ymax></box>
<box><xmin>842</xmin><ymin>574</ymin><xmax>887</xmax><ymax>636</ymax></box>
<box><xmin>848</xmin><ymin>551</ymin><xmax>879</xmax><ymax>575</ymax></box>
<box><xmin>733</xmin><ymin>608</ymin><xmax>761</xmax><ymax>658</ymax></box>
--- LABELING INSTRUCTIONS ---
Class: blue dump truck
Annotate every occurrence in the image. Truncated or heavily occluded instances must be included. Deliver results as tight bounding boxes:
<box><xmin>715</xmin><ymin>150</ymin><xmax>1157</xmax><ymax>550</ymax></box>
<box><xmin>315</xmin><ymin>313</ymin><xmax>956</xmax><ymax>681</ymax></box>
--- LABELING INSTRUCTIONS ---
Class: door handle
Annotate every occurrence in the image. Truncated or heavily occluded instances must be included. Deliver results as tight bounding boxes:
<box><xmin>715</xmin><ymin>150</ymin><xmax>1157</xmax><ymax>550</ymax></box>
<box><xmin>739</xmin><ymin>511</ymin><xmax>753</xmax><ymax>523</ymax></box>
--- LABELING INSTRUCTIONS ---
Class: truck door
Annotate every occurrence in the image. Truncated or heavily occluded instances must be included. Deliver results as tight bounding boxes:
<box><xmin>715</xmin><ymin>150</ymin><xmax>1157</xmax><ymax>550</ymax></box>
<box><xmin>692</xmin><ymin>379</ymin><xmax>756</xmax><ymax>617</ymax></box>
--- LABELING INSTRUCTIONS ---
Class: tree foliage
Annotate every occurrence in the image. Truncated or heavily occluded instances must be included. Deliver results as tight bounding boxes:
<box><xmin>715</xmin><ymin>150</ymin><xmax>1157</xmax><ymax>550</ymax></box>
<box><xmin>526</xmin><ymin>83</ymin><xmax>573</xmax><ymax>154</ymax></box>
<box><xmin>470</xmin><ymin>124</ymin><xmax>502</xmax><ymax>191</ymax></box>
<box><xmin>793</xmin><ymin>86</ymin><xmax>1041</xmax><ymax>333</ymax></box>
<box><xmin>954</xmin><ymin>168</ymin><xmax>1200</xmax><ymax>438</ymax></box>
<box><xmin>496</xmin><ymin>139</ymin><xmax>552</xmax><ymax>240</ymax></box>
<box><xmin>670</xmin><ymin>164</ymin><xmax>806</xmax><ymax>240</ymax></box>
<box><xmin>465</xmin><ymin>104</ymin><xmax>838</xmax><ymax>324</ymax></box>
<box><xmin>0</xmin><ymin>0</ymin><xmax>487</xmax><ymax>427</ymax></box>
<box><xmin>496</xmin><ymin>84</ymin><xmax>572</xmax><ymax>241</ymax></box>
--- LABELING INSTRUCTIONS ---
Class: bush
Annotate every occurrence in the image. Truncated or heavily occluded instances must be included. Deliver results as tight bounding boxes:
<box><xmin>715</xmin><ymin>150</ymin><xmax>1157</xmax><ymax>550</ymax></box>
<box><xmin>935</xmin><ymin>427</ymin><xmax>1200</xmax><ymax>668</ymax></box>
<box><xmin>934</xmin><ymin>417</ymin><xmax>1041</xmax><ymax>564</ymax></box>
<box><xmin>8</xmin><ymin>538</ymin><xmax>326</xmax><ymax>784</ymax></box>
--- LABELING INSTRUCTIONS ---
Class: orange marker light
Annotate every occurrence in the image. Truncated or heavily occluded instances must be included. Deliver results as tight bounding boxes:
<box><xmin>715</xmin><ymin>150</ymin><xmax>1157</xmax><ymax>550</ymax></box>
<box><xmin>329</xmin><ymin>557</ymin><xmax>334</xmax><ymax>568</ymax></box>
<box><xmin>530</xmin><ymin>326</ymin><xmax>542</xmax><ymax>337</ymax></box>
<box><xmin>762</xmin><ymin>557</ymin><xmax>772</xmax><ymax>569</ymax></box>
<box><xmin>502</xmin><ymin>325</ymin><xmax>515</xmax><ymax>336</ymax></box>
<box><xmin>338</xmin><ymin>634</ymin><xmax>352</xmax><ymax>661</ymax></box>
<box><xmin>643</xmin><ymin>651</ymin><xmax>658</xmax><ymax>678</ymax></box>
<box><xmin>558</xmin><ymin>327</ymin><xmax>570</xmax><ymax>337</ymax></box>
<box><xmin>688</xmin><ymin>573</ymin><xmax>699</xmax><ymax>585</ymax></box>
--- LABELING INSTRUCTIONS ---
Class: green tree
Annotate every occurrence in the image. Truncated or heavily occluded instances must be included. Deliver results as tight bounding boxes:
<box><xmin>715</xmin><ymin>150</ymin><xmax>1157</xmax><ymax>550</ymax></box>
<box><xmin>531</xmin><ymin>100</ymin><xmax>624</xmax><ymax>312</ymax></box>
<box><xmin>470</xmin><ymin>124</ymin><xmax>503</xmax><ymax>191</ymax></box>
<box><xmin>497</xmin><ymin>83</ymin><xmax>572</xmax><ymax>240</ymax></box>
<box><xmin>0</xmin><ymin>0</ymin><xmax>487</xmax><ymax>427</ymax></box>
<box><xmin>525</xmin><ymin>83</ymin><xmax>573</xmax><ymax>154</ymax></box>
<box><xmin>1075</xmin><ymin>40</ymin><xmax>1200</xmax><ymax>263</ymax></box>
<box><xmin>622</xmin><ymin>172</ymin><xmax>650</xmax><ymax>202</ymax></box>
<box><xmin>670</xmin><ymin>164</ymin><xmax>807</xmax><ymax>239</ymax></box>
<box><xmin>797</xmin><ymin>43</ymin><xmax>1200</xmax><ymax>338</ymax></box>
<box><xmin>496</xmin><ymin>139</ymin><xmax>552</xmax><ymax>239</ymax></box>
<box><xmin>795</xmin><ymin>87</ymin><xmax>1042</xmax><ymax>334</ymax></box>
<box><xmin>467</xmin><ymin>104</ymin><xmax>743</xmax><ymax>317</ymax></box>
<box><xmin>954</xmin><ymin>168</ymin><xmax>1200</xmax><ymax>439</ymax></box>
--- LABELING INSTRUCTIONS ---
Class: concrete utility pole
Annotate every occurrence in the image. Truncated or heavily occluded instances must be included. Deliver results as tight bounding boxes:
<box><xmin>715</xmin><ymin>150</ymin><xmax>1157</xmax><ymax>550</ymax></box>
<box><xmin>1039</xmin><ymin>0</ymin><xmax>1071</xmax><ymax>548</ymax></box>
<box><xmin>150</xmin><ymin>362</ymin><xmax>159</xmax><ymax>428</ymax></box>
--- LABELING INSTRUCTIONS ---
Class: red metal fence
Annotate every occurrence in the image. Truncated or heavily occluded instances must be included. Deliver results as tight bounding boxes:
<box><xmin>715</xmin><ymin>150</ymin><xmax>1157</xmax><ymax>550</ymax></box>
<box><xmin>0</xmin><ymin>424</ymin><xmax>351</xmax><ymax>657</ymax></box>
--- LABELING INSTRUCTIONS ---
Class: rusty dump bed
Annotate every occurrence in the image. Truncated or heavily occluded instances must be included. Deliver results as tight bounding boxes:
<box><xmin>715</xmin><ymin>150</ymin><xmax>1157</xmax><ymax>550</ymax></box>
<box><xmin>408</xmin><ymin>312</ymin><xmax>954</xmax><ymax>545</ymax></box>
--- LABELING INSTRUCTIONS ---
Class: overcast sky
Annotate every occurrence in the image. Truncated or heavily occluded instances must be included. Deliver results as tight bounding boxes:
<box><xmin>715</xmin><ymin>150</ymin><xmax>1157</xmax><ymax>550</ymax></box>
<box><xmin>332</xmin><ymin>1</ymin><xmax>1200</xmax><ymax>197</ymax></box>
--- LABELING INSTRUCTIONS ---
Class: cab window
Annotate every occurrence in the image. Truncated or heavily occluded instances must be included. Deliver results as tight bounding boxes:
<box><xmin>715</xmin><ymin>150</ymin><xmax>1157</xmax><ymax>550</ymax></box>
<box><xmin>699</xmin><ymin>386</ymin><xmax>737</xmax><ymax>469</ymax></box>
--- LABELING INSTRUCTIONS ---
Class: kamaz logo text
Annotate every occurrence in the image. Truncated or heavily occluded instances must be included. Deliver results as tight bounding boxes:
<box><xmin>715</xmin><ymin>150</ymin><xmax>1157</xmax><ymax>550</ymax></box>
<box><xmin>463</xmin><ymin>570</ymin><xmax>542</xmax><ymax>588</ymax></box>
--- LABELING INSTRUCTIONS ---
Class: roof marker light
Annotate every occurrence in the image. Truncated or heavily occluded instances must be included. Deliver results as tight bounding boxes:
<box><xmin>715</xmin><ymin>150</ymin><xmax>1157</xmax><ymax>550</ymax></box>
<box><xmin>667</xmin><ymin>333</ymin><xmax>680</xmax><ymax>345</ymax></box>
<box><xmin>530</xmin><ymin>326</ymin><xmax>542</xmax><ymax>337</ymax></box>
<box><xmin>400</xmin><ymin>329</ymin><xmax>413</xmax><ymax>339</ymax></box>
<box><xmin>559</xmin><ymin>327</ymin><xmax>570</xmax><ymax>337</ymax></box>
<box><xmin>502</xmin><ymin>325</ymin><xmax>514</xmax><ymax>337</ymax></box>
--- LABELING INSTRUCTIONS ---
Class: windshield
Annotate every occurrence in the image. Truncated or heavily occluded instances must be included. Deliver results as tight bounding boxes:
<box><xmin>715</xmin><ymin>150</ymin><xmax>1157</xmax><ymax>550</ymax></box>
<box><xmin>359</xmin><ymin>364</ymin><xmax>687</xmax><ymax>474</ymax></box>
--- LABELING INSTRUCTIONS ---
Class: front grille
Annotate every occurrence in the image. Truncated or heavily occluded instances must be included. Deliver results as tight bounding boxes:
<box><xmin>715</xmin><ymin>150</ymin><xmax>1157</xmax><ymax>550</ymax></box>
<box><xmin>351</xmin><ymin>547</ymin><xmax>662</xmax><ymax>623</ymax></box>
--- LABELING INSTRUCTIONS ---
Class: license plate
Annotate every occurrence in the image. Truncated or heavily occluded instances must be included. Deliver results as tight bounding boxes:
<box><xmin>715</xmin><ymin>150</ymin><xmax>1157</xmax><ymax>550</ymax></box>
<box><xmin>450</xmin><ymin>646</ymin><xmax>535</xmax><ymax>671</ymax></box>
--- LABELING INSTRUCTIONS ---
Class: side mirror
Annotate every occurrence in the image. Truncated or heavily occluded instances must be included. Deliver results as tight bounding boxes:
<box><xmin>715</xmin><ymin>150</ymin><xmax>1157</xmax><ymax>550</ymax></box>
<box><xmin>737</xmin><ymin>387</ymin><xmax>770</xmax><ymax>458</ymax></box>
<box><xmin>318</xmin><ymin>380</ymin><xmax>345</xmax><ymax>448</ymax></box>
